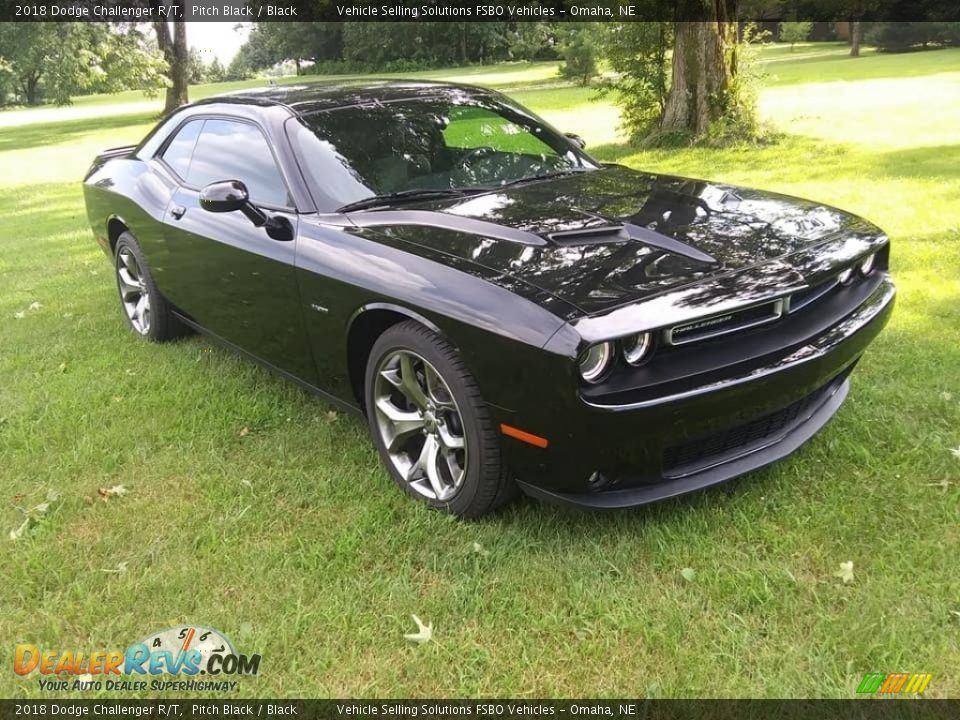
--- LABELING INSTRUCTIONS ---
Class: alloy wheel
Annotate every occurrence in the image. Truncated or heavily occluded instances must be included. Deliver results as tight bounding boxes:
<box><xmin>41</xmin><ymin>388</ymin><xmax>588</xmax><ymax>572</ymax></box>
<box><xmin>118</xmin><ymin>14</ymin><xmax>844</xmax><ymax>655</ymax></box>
<box><xmin>373</xmin><ymin>349</ymin><xmax>468</xmax><ymax>502</ymax></box>
<box><xmin>116</xmin><ymin>247</ymin><xmax>151</xmax><ymax>335</ymax></box>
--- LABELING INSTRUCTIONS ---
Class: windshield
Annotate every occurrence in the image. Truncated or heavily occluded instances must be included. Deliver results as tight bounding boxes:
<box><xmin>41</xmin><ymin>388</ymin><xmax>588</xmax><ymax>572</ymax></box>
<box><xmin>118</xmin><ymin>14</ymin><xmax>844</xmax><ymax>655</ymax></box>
<box><xmin>288</xmin><ymin>93</ymin><xmax>598</xmax><ymax>211</ymax></box>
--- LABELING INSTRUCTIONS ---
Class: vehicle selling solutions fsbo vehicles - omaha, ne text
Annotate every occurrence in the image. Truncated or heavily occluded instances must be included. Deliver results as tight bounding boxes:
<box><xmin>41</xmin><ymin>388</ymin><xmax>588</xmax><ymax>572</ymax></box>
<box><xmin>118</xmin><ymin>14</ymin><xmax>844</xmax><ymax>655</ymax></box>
<box><xmin>83</xmin><ymin>80</ymin><xmax>895</xmax><ymax>517</ymax></box>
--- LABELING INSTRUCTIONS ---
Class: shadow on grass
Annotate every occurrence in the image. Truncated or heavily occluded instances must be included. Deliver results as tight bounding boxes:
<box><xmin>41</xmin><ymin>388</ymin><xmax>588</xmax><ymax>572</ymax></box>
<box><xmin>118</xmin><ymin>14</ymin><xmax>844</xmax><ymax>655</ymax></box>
<box><xmin>0</xmin><ymin>110</ymin><xmax>159</xmax><ymax>153</ymax></box>
<box><xmin>5</xmin><ymin>183</ymin><xmax>89</xmax><ymax>239</ymax></box>
<box><xmin>870</xmin><ymin>144</ymin><xmax>960</xmax><ymax>180</ymax></box>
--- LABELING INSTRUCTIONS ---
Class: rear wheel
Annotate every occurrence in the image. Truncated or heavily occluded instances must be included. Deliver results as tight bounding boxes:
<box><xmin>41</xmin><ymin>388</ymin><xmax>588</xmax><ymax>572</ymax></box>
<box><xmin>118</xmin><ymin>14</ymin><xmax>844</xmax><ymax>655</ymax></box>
<box><xmin>364</xmin><ymin>321</ymin><xmax>517</xmax><ymax>518</ymax></box>
<box><xmin>114</xmin><ymin>232</ymin><xmax>184</xmax><ymax>342</ymax></box>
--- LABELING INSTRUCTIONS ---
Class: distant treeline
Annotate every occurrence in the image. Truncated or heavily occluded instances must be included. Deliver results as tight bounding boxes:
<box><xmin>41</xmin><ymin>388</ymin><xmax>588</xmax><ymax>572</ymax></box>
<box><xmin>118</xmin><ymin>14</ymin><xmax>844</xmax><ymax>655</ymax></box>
<box><xmin>225</xmin><ymin>19</ymin><xmax>960</xmax><ymax>80</ymax></box>
<box><xmin>1</xmin><ymin>16</ymin><xmax>958</xmax><ymax>109</ymax></box>
<box><xmin>225</xmin><ymin>23</ymin><xmax>563</xmax><ymax>79</ymax></box>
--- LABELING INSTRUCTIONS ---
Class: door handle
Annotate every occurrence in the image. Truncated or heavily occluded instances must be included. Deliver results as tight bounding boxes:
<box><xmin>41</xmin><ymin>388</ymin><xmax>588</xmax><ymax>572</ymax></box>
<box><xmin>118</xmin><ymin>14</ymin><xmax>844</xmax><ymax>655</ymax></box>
<box><xmin>170</xmin><ymin>205</ymin><xmax>186</xmax><ymax>220</ymax></box>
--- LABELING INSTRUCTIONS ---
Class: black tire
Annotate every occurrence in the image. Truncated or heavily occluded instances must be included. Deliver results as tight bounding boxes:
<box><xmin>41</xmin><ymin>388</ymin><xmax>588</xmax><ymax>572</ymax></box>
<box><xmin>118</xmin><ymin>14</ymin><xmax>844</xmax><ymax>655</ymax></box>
<box><xmin>114</xmin><ymin>232</ymin><xmax>186</xmax><ymax>342</ymax></box>
<box><xmin>364</xmin><ymin>320</ymin><xmax>518</xmax><ymax>518</ymax></box>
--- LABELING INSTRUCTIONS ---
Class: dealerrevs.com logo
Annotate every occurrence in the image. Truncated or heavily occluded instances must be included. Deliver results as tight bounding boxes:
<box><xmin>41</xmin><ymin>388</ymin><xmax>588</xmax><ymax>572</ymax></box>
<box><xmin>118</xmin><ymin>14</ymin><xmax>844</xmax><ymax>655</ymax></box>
<box><xmin>14</xmin><ymin>626</ymin><xmax>261</xmax><ymax>693</ymax></box>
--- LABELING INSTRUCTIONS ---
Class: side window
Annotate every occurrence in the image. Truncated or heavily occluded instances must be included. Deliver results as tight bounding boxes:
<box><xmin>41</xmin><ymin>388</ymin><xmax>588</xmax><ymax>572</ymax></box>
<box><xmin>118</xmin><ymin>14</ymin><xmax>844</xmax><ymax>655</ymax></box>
<box><xmin>160</xmin><ymin>119</ymin><xmax>202</xmax><ymax>180</ymax></box>
<box><xmin>442</xmin><ymin>106</ymin><xmax>557</xmax><ymax>157</ymax></box>
<box><xmin>187</xmin><ymin>119</ymin><xmax>291</xmax><ymax>208</ymax></box>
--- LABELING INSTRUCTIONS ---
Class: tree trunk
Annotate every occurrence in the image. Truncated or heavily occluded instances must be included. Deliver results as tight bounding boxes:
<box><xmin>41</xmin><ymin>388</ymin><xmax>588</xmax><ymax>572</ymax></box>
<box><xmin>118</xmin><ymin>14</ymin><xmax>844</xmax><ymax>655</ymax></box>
<box><xmin>22</xmin><ymin>73</ymin><xmax>40</xmax><ymax>105</ymax></box>
<box><xmin>660</xmin><ymin>11</ymin><xmax>734</xmax><ymax>137</ymax></box>
<box><xmin>154</xmin><ymin>19</ymin><xmax>189</xmax><ymax>114</ymax></box>
<box><xmin>850</xmin><ymin>20</ymin><xmax>861</xmax><ymax>57</ymax></box>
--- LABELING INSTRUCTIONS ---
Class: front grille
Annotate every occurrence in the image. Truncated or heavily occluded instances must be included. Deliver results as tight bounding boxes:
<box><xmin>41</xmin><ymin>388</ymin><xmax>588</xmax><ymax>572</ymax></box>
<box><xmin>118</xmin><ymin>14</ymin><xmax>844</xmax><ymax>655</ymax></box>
<box><xmin>662</xmin><ymin>380</ymin><xmax>836</xmax><ymax>475</ymax></box>
<box><xmin>661</xmin><ymin>272</ymin><xmax>846</xmax><ymax>349</ymax></box>
<box><xmin>666</xmin><ymin>299</ymin><xmax>783</xmax><ymax>345</ymax></box>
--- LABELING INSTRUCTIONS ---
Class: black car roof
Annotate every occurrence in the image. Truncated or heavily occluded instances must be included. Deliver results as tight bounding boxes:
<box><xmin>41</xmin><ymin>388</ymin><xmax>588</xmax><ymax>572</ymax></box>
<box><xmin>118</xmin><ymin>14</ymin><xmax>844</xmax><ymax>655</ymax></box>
<box><xmin>193</xmin><ymin>79</ymin><xmax>494</xmax><ymax>116</ymax></box>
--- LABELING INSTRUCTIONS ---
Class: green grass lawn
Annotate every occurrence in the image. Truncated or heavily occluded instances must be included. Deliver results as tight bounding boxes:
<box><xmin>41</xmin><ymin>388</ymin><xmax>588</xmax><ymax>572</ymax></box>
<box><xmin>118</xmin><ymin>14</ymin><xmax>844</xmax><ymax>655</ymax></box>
<box><xmin>1</xmin><ymin>44</ymin><xmax>958</xmax><ymax>699</ymax></box>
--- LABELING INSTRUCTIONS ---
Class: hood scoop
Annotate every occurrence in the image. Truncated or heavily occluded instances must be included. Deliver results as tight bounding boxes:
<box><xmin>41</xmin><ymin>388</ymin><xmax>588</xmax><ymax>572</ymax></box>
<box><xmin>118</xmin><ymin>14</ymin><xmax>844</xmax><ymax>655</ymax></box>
<box><xmin>548</xmin><ymin>219</ymin><xmax>717</xmax><ymax>265</ymax></box>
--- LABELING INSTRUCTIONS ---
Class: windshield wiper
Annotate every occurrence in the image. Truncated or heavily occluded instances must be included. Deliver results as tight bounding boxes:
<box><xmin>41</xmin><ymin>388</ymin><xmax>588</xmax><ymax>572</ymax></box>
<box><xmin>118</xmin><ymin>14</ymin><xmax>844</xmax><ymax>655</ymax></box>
<box><xmin>496</xmin><ymin>167</ymin><xmax>593</xmax><ymax>189</ymax></box>
<box><xmin>338</xmin><ymin>188</ymin><xmax>474</xmax><ymax>213</ymax></box>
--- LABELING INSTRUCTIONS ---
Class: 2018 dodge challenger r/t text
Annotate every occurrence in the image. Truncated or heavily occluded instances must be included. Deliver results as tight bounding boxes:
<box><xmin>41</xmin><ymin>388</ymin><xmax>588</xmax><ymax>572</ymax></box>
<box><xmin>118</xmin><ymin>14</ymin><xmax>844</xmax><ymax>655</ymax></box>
<box><xmin>83</xmin><ymin>81</ymin><xmax>895</xmax><ymax>517</ymax></box>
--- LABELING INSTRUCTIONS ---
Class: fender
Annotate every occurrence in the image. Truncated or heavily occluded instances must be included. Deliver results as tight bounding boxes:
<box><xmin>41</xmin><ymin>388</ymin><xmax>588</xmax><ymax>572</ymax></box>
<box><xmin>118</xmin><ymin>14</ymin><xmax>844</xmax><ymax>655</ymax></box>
<box><xmin>347</xmin><ymin>302</ymin><xmax>444</xmax><ymax>338</ymax></box>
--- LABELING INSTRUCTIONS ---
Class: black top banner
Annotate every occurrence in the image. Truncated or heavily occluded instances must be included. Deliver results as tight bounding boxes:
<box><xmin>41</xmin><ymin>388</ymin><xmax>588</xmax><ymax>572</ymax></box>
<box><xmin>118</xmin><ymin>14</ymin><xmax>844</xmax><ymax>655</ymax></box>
<box><xmin>1</xmin><ymin>701</ymin><xmax>960</xmax><ymax>720</ymax></box>
<box><xmin>1</xmin><ymin>0</ymin><xmax>959</xmax><ymax>23</ymax></box>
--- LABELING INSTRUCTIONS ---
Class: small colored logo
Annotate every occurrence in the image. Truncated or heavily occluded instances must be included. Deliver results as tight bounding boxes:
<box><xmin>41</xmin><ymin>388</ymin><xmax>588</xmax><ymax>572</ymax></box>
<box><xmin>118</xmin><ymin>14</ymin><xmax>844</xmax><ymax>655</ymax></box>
<box><xmin>857</xmin><ymin>672</ymin><xmax>933</xmax><ymax>695</ymax></box>
<box><xmin>14</xmin><ymin>625</ymin><xmax>260</xmax><ymax>692</ymax></box>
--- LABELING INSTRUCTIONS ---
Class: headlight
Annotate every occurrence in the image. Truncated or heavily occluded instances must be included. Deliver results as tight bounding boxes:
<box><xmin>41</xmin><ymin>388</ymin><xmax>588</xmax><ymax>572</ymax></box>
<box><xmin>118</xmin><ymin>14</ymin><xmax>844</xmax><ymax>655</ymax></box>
<box><xmin>622</xmin><ymin>332</ymin><xmax>653</xmax><ymax>366</ymax></box>
<box><xmin>859</xmin><ymin>253</ymin><xmax>876</xmax><ymax>276</ymax></box>
<box><xmin>838</xmin><ymin>267</ymin><xmax>855</xmax><ymax>285</ymax></box>
<box><xmin>579</xmin><ymin>342</ymin><xmax>613</xmax><ymax>383</ymax></box>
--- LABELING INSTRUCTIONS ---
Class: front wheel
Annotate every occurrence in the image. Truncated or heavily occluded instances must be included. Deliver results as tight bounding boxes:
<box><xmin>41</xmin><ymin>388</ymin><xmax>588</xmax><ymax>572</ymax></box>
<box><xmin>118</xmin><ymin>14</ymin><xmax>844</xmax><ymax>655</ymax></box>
<box><xmin>364</xmin><ymin>321</ymin><xmax>517</xmax><ymax>518</ymax></box>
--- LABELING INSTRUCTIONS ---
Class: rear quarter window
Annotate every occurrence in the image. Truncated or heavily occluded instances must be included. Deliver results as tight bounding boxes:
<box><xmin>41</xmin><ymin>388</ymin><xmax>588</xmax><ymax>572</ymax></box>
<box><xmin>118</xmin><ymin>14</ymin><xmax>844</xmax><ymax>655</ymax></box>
<box><xmin>160</xmin><ymin>119</ymin><xmax>202</xmax><ymax>179</ymax></box>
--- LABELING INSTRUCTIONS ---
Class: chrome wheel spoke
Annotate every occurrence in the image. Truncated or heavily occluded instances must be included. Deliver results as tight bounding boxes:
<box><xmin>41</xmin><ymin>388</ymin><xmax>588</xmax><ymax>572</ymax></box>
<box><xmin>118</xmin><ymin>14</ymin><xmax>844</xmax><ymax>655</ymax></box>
<box><xmin>398</xmin><ymin>353</ymin><xmax>429</xmax><ymax>410</ymax></box>
<box><xmin>437</xmin><ymin>423</ymin><xmax>464</xmax><ymax>451</ymax></box>
<box><xmin>441</xmin><ymin>449</ymin><xmax>465</xmax><ymax>488</ymax></box>
<box><xmin>117</xmin><ymin>268</ymin><xmax>141</xmax><ymax>299</ymax></box>
<box><xmin>379</xmin><ymin>366</ymin><xmax>403</xmax><ymax>391</ymax></box>
<box><xmin>406</xmin><ymin>434</ymin><xmax>435</xmax><ymax>482</ymax></box>
<box><xmin>119</xmin><ymin>249</ymin><xmax>138</xmax><ymax>277</ymax></box>
<box><xmin>425</xmin><ymin>365</ymin><xmax>456</xmax><ymax>408</ymax></box>
<box><xmin>423</xmin><ymin>438</ymin><xmax>449</xmax><ymax>500</ymax></box>
<box><xmin>375</xmin><ymin>397</ymin><xmax>425</xmax><ymax>452</ymax></box>
<box><xmin>407</xmin><ymin>435</ymin><xmax>450</xmax><ymax>500</ymax></box>
<box><xmin>133</xmin><ymin>295</ymin><xmax>147</xmax><ymax>324</ymax></box>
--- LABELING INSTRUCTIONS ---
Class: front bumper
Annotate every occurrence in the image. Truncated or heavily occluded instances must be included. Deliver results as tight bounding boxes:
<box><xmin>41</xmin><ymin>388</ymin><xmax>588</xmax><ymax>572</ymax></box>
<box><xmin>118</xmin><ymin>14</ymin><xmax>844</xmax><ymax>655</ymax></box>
<box><xmin>508</xmin><ymin>275</ymin><xmax>895</xmax><ymax>509</ymax></box>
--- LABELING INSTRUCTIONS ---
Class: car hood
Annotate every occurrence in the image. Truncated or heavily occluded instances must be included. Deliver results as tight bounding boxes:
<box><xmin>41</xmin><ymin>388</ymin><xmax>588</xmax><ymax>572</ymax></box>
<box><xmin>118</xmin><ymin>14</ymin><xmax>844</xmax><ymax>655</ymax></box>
<box><xmin>348</xmin><ymin>165</ymin><xmax>881</xmax><ymax>315</ymax></box>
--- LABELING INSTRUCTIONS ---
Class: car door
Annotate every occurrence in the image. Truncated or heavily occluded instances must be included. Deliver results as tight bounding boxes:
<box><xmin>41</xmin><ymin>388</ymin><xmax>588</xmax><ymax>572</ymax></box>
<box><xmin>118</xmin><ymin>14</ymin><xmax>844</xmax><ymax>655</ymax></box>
<box><xmin>158</xmin><ymin>117</ymin><xmax>317</xmax><ymax>386</ymax></box>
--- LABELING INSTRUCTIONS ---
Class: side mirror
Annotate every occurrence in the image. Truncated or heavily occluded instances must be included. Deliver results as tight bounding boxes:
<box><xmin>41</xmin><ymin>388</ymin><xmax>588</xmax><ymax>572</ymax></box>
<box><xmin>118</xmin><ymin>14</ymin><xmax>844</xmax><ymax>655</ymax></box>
<box><xmin>199</xmin><ymin>179</ymin><xmax>293</xmax><ymax>241</ymax></box>
<box><xmin>565</xmin><ymin>133</ymin><xmax>587</xmax><ymax>150</ymax></box>
<box><xmin>200</xmin><ymin>180</ymin><xmax>249</xmax><ymax>214</ymax></box>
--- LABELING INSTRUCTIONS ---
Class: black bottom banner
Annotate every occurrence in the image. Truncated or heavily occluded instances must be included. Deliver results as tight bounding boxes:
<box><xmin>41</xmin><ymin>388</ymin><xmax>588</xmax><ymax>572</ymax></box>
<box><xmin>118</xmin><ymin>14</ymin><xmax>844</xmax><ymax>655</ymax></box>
<box><xmin>1</xmin><ymin>700</ymin><xmax>959</xmax><ymax>720</ymax></box>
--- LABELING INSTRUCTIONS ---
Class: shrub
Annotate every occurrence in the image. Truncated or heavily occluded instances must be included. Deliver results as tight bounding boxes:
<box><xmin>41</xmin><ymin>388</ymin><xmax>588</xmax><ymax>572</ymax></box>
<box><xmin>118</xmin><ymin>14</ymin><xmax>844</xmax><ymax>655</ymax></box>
<box><xmin>779</xmin><ymin>22</ymin><xmax>813</xmax><ymax>50</ymax></box>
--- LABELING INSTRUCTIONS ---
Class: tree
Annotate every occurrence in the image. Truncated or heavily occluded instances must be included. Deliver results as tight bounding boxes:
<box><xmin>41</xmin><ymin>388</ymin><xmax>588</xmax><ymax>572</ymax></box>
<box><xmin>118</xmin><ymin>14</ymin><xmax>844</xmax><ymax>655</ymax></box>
<box><xmin>504</xmin><ymin>22</ymin><xmax>556</xmax><ymax>61</ymax></box>
<box><xmin>660</xmin><ymin>2</ymin><xmax>742</xmax><ymax>138</ymax></box>
<box><xmin>780</xmin><ymin>21</ymin><xmax>813</xmax><ymax>50</ymax></box>
<box><xmin>241</xmin><ymin>22</ymin><xmax>344</xmax><ymax>74</ymax></box>
<box><xmin>0</xmin><ymin>22</ymin><xmax>165</xmax><ymax>106</ymax></box>
<box><xmin>806</xmin><ymin>0</ymin><xmax>886</xmax><ymax>56</ymax></box>
<box><xmin>558</xmin><ymin>24</ymin><xmax>598</xmax><ymax>85</ymax></box>
<box><xmin>187</xmin><ymin>47</ymin><xmax>207</xmax><ymax>84</ymax></box>
<box><xmin>0</xmin><ymin>55</ymin><xmax>13</xmax><ymax>107</ymax></box>
<box><xmin>152</xmin><ymin>18</ymin><xmax>188</xmax><ymax>113</ymax></box>
<box><xmin>226</xmin><ymin>51</ymin><xmax>255</xmax><ymax>81</ymax></box>
<box><xmin>598</xmin><ymin>22</ymin><xmax>673</xmax><ymax>140</ymax></box>
<box><xmin>86</xmin><ymin>24</ymin><xmax>168</xmax><ymax>97</ymax></box>
<box><xmin>0</xmin><ymin>23</ymin><xmax>93</xmax><ymax>104</ymax></box>
<box><xmin>207</xmin><ymin>58</ymin><xmax>227</xmax><ymax>83</ymax></box>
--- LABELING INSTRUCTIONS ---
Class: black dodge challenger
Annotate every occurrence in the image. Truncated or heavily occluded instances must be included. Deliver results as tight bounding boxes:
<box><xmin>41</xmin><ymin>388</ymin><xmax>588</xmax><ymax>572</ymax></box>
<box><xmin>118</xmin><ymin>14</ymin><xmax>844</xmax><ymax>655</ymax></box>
<box><xmin>83</xmin><ymin>81</ymin><xmax>895</xmax><ymax>517</ymax></box>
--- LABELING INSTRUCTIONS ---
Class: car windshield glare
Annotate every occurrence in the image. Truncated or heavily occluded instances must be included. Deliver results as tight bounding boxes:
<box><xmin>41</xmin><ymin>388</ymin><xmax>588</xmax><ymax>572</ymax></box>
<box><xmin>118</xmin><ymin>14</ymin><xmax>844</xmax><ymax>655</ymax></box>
<box><xmin>288</xmin><ymin>94</ymin><xmax>598</xmax><ymax>211</ymax></box>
